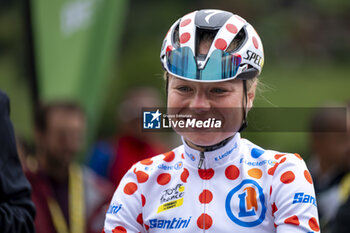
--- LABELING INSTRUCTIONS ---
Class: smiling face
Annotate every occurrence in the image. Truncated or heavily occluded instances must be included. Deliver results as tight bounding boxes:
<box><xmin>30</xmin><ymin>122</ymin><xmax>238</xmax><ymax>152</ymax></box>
<box><xmin>167</xmin><ymin>75</ymin><xmax>256</xmax><ymax>146</ymax></box>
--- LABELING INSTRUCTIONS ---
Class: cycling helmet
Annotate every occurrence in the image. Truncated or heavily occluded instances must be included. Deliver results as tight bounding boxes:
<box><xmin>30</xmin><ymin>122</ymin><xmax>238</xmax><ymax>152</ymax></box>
<box><xmin>160</xmin><ymin>9</ymin><xmax>264</xmax><ymax>82</ymax></box>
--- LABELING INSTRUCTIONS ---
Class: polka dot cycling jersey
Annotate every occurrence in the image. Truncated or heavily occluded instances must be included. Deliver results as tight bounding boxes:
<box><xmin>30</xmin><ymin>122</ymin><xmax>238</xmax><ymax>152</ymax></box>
<box><xmin>103</xmin><ymin>133</ymin><xmax>320</xmax><ymax>233</ymax></box>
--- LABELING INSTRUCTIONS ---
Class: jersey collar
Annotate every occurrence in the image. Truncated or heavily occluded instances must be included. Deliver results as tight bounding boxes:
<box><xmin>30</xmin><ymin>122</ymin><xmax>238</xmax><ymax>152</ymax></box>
<box><xmin>181</xmin><ymin>133</ymin><xmax>241</xmax><ymax>169</ymax></box>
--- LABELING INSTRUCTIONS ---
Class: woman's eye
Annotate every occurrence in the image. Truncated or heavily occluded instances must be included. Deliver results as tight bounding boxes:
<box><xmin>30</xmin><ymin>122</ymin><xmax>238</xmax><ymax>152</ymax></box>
<box><xmin>211</xmin><ymin>88</ymin><xmax>227</xmax><ymax>94</ymax></box>
<box><xmin>177</xmin><ymin>86</ymin><xmax>193</xmax><ymax>92</ymax></box>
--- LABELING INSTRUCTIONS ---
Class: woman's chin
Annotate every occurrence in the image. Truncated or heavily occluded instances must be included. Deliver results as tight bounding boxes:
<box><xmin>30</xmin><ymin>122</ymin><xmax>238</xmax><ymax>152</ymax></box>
<box><xmin>181</xmin><ymin>132</ymin><xmax>234</xmax><ymax>147</ymax></box>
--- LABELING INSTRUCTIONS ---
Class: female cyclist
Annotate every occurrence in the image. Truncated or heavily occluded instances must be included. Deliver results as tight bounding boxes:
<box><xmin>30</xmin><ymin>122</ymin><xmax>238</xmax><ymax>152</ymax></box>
<box><xmin>104</xmin><ymin>9</ymin><xmax>320</xmax><ymax>233</ymax></box>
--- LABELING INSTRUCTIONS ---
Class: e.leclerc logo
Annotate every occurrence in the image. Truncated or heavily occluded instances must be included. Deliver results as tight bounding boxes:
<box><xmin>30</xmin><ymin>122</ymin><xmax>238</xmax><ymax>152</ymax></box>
<box><xmin>225</xmin><ymin>179</ymin><xmax>266</xmax><ymax>227</ymax></box>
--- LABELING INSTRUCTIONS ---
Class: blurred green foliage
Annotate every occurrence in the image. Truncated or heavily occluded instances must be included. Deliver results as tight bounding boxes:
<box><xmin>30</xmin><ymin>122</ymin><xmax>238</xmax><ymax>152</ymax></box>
<box><xmin>1</xmin><ymin>0</ymin><xmax>349</xmax><ymax>158</ymax></box>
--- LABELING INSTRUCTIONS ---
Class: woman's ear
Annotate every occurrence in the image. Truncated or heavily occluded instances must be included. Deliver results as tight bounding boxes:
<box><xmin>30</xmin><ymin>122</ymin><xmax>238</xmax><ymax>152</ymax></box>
<box><xmin>247</xmin><ymin>80</ymin><xmax>257</xmax><ymax>110</ymax></box>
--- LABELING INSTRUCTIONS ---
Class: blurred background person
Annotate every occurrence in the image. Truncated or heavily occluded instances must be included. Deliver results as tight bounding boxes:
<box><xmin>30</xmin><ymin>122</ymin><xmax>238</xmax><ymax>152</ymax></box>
<box><xmin>308</xmin><ymin>104</ymin><xmax>349</xmax><ymax>232</ymax></box>
<box><xmin>26</xmin><ymin>102</ymin><xmax>114</xmax><ymax>233</ymax></box>
<box><xmin>0</xmin><ymin>90</ymin><xmax>36</xmax><ymax>232</ymax></box>
<box><xmin>331</xmin><ymin>102</ymin><xmax>350</xmax><ymax>233</ymax></box>
<box><xmin>89</xmin><ymin>87</ymin><xmax>168</xmax><ymax>187</ymax></box>
<box><xmin>16</xmin><ymin>134</ymin><xmax>38</xmax><ymax>173</ymax></box>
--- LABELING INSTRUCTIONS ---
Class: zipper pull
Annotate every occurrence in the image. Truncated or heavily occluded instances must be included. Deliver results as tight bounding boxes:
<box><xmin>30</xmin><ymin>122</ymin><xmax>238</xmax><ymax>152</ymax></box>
<box><xmin>198</xmin><ymin>151</ymin><xmax>205</xmax><ymax>169</ymax></box>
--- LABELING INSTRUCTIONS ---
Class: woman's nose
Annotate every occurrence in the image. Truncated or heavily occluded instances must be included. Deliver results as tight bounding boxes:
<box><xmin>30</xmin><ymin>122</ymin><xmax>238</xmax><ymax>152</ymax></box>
<box><xmin>189</xmin><ymin>92</ymin><xmax>211</xmax><ymax>110</ymax></box>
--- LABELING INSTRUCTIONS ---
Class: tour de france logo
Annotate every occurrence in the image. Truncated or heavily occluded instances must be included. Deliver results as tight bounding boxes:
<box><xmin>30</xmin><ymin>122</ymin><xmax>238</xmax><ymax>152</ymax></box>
<box><xmin>225</xmin><ymin>179</ymin><xmax>266</xmax><ymax>227</ymax></box>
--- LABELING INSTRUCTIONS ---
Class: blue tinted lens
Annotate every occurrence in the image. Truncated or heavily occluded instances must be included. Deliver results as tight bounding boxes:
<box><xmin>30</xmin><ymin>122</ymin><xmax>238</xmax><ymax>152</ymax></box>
<box><xmin>200</xmin><ymin>50</ymin><xmax>222</xmax><ymax>81</ymax></box>
<box><xmin>166</xmin><ymin>47</ymin><xmax>242</xmax><ymax>81</ymax></box>
<box><xmin>166</xmin><ymin>47</ymin><xmax>197</xmax><ymax>79</ymax></box>
<box><xmin>222</xmin><ymin>51</ymin><xmax>241</xmax><ymax>79</ymax></box>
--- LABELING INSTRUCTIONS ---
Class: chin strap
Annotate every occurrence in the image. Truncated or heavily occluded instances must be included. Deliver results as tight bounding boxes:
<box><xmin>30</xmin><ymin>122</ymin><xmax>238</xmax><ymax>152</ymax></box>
<box><xmin>238</xmin><ymin>80</ymin><xmax>248</xmax><ymax>132</ymax></box>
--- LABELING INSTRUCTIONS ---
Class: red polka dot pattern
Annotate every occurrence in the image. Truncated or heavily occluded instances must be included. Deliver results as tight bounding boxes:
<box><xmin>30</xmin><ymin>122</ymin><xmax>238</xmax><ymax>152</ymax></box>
<box><xmin>253</xmin><ymin>36</ymin><xmax>259</xmax><ymax>49</ymax></box>
<box><xmin>181</xmin><ymin>168</ymin><xmax>189</xmax><ymax>183</ymax></box>
<box><xmin>226</xmin><ymin>24</ymin><xmax>238</xmax><ymax>34</ymax></box>
<box><xmin>198</xmin><ymin>169</ymin><xmax>215</xmax><ymax>180</ymax></box>
<box><xmin>197</xmin><ymin>213</ymin><xmax>213</xmax><ymax>230</ymax></box>
<box><xmin>140</xmin><ymin>158</ymin><xmax>153</xmax><ymax>165</ymax></box>
<box><xmin>214</xmin><ymin>38</ymin><xmax>227</xmax><ymax>50</ymax></box>
<box><xmin>279</xmin><ymin>157</ymin><xmax>287</xmax><ymax>164</ymax></box>
<box><xmin>180</xmin><ymin>19</ymin><xmax>191</xmax><ymax>27</ymax></box>
<box><xmin>199</xmin><ymin>190</ymin><xmax>213</xmax><ymax>204</ymax></box>
<box><xmin>163</xmin><ymin>151</ymin><xmax>175</xmax><ymax>162</ymax></box>
<box><xmin>133</xmin><ymin>168</ymin><xmax>137</xmax><ymax>174</ymax></box>
<box><xmin>304</xmin><ymin>170</ymin><xmax>313</xmax><ymax>184</ymax></box>
<box><xmin>166</xmin><ymin>45</ymin><xmax>173</xmax><ymax>52</ymax></box>
<box><xmin>157</xmin><ymin>173</ymin><xmax>171</xmax><ymax>185</ymax></box>
<box><xmin>144</xmin><ymin>224</ymin><xmax>149</xmax><ymax>230</ymax></box>
<box><xmin>136</xmin><ymin>171</ymin><xmax>149</xmax><ymax>183</ymax></box>
<box><xmin>124</xmin><ymin>182</ymin><xmax>137</xmax><ymax>195</ymax></box>
<box><xmin>181</xmin><ymin>153</ymin><xmax>184</xmax><ymax>159</ymax></box>
<box><xmin>274</xmin><ymin>223</ymin><xmax>277</xmax><ymax>228</ymax></box>
<box><xmin>294</xmin><ymin>153</ymin><xmax>303</xmax><ymax>160</ymax></box>
<box><xmin>268</xmin><ymin>163</ymin><xmax>279</xmax><ymax>176</ymax></box>
<box><xmin>141</xmin><ymin>194</ymin><xmax>146</xmax><ymax>207</ymax></box>
<box><xmin>225</xmin><ymin>165</ymin><xmax>240</xmax><ymax>180</ymax></box>
<box><xmin>280</xmin><ymin>171</ymin><xmax>295</xmax><ymax>184</ymax></box>
<box><xmin>270</xmin><ymin>186</ymin><xmax>272</xmax><ymax>195</ymax></box>
<box><xmin>308</xmin><ymin>217</ymin><xmax>320</xmax><ymax>231</ymax></box>
<box><xmin>101</xmin><ymin>230</ymin><xmax>105</xmax><ymax>233</ymax></box>
<box><xmin>271</xmin><ymin>202</ymin><xmax>278</xmax><ymax>217</ymax></box>
<box><xmin>284</xmin><ymin>215</ymin><xmax>300</xmax><ymax>225</ymax></box>
<box><xmin>274</xmin><ymin>154</ymin><xmax>286</xmax><ymax>160</ymax></box>
<box><xmin>180</xmin><ymin>33</ymin><xmax>191</xmax><ymax>44</ymax></box>
<box><xmin>137</xmin><ymin>213</ymin><xmax>143</xmax><ymax>225</ymax></box>
<box><xmin>112</xmin><ymin>226</ymin><xmax>127</xmax><ymax>233</ymax></box>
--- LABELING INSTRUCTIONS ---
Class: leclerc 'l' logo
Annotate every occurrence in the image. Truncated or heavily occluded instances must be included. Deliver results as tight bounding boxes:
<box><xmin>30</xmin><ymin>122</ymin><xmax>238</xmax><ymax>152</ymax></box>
<box><xmin>225</xmin><ymin>179</ymin><xmax>266</xmax><ymax>227</ymax></box>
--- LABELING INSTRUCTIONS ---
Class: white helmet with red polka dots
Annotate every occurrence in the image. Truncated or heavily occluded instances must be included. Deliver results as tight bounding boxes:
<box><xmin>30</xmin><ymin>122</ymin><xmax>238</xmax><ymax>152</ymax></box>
<box><xmin>160</xmin><ymin>9</ymin><xmax>264</xmax><ymax>82</ymax></box>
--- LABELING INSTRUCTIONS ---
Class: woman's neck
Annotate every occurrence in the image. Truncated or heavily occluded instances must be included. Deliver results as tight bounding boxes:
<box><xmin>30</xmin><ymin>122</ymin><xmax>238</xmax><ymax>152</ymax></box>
<box><xmin>185</xmin><ymin>135</ymin><xmax>235</xmax><ymax>152</ymax></box>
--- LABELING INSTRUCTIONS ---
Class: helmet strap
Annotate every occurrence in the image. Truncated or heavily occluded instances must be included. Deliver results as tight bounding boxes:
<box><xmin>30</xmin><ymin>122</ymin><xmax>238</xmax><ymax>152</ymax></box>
<box><xmin>238</xmin><ymin>80</ymin><xmax>248</xmax><ymax>132</ymax></box>
<box><xmin>165</xmin><ymin>73</ymin><xmax>169</xmax><ymax>104</ymax></box>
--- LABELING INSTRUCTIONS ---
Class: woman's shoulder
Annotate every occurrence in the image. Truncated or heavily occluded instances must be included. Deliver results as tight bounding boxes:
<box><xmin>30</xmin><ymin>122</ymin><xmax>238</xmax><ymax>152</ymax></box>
<box><xmin>129</xmin><ymin>145</ymin><xmax>185</xmax><ymax>174</ymax></box>
<box><xmin>240</xmin><ymin>137</ymin><xmax>306</xmax><ymax>165</ymax></box>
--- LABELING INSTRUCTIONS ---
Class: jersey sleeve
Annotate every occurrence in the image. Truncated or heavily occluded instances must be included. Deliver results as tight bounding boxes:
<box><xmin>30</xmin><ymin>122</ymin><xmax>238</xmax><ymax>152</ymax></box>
<box><xmin>103</xmin><ymin>165</ymin><xmax>145</xmax><ymax>233</ymax></box>
<box><xmin>269</xmin><ymin>153</ymin><xmax>320</xmax><ymax>233</ymax></box>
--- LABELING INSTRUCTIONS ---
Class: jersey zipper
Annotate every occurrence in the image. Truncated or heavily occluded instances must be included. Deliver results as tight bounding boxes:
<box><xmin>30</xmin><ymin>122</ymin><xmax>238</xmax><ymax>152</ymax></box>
<box><xmin>198</xmin><ymin>151</ymin><xmax>205</xmax><ymax>169</ymax></box>
<box><xmin>198</xmin><ymin>151</ymin><xmax>207</xmax><ymax>232</ymax></box>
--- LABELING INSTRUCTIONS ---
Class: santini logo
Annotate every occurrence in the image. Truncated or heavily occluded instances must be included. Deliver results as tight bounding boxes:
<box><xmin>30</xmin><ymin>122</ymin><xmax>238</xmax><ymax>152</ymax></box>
<box><xmin>293</xmin><ymin>192</ymin><xmax>317</xmax><ymax>207</ymax></box>
<box><xmin>106</xmin><ymin>203</ymin><xmax>122</xmax><ymax>215</ymax></box>
<box><xmin>149</xmin><ymin>217</ymin><xmax>191</xmax><ymax>229</ymax></box>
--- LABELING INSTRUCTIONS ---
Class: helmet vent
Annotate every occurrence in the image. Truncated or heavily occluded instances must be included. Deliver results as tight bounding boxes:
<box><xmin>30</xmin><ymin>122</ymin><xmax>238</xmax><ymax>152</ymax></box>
<box><xmin>196</xmin><ymin>28</ymin><xmax>218</xmax><ymax>56</ymax></box>
<box><xmin>226</xmin><ymin>27</ymin><xmax>246</xmax><ymax>52</ymax></box>
<box><xmin>172</xmin><ymin>24</ymin><xmax>180</xmax><ymax>48</ymax></box>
